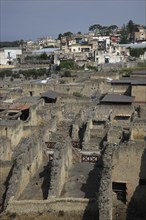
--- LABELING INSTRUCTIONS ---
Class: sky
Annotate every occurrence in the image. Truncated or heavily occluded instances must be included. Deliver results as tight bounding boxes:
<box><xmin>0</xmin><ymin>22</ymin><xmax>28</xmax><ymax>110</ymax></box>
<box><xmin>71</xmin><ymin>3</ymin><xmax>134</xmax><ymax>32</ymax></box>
<box><xmin>0</xmin><ymin>0</ymin><xmax>146</xmax><ymax>41</ymax></box>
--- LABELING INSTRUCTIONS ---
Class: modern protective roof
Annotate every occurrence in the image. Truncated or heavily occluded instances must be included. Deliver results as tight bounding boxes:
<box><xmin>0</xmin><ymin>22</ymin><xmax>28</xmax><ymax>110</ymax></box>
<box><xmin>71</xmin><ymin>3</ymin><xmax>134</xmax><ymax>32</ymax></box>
<box><xmin>111</xmin><ymin>79</ymin><xmax>132</xmax><ymax>84</ymax></box>
<box><xmin>41</xmin><ymin>91</ymin><xmax>59</xmax><ymax>99</ymax></box>
<box><xmin>32</xmin><ymin>48</ymin><xmax>60</xmax><ymax>54</ymax></box>
<box><xmin>9</xmin><ymin>103</ymin><xmax>31</xmax><ymax>111</ymax></box>
<box><xmin>131</xmin><ymin>70</ymin><xmax>146</xmax><ymax>75</ymax></box>
<box><xmin>111</xmin><ymin>79</ymin><xmax>146</xmax><ymax>85</ymax></box>
<box><xmin>14</xmin><ymin>96</ymin><xmax>40</xmax><ymax>103</ymax></box>
<box><xmin>119</xmin><ymin>42</ymin><xmax>146</xmax><ymax>48</ymax></box>
<box><xmin>101</xmin><ymin>94</ymin><xmax>135</xmax><ymax>103</ymax></box>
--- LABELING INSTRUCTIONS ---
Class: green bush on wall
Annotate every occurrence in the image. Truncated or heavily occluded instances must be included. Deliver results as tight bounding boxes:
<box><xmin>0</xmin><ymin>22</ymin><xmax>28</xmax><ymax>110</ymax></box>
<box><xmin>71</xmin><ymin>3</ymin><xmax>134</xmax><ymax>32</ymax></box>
<box><xmin>60</xmin><ymin>60</ymin><xmax>75</xmax><ymax>69</ymax></box>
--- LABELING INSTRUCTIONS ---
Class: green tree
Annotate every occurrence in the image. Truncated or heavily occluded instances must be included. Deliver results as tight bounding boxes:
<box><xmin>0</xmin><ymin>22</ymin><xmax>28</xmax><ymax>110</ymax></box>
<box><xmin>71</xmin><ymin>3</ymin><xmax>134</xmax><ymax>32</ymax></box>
<box><xmin>108</xmin><ymin>25</ymin><xmax>118</xmax><ymax>33</ymax></box>
<box><xmin>119</xmin><ymin>24</ymin><xmax>129</xmax><ymax>44</ymax></box>
<box><xmin>63</xmin><ymin>32</ymin><xmax>73</xmax><ymax>37</ymax></box>
<box><xmin>129</xmin><ymin>48</ymin><xmax>146</xmax><ymax>57</ymax></box>
<box><xmin>89</xmin><ymin>24</ymin><xmax>102</xmax><ymax>32</ymax></box>
<box><xmin>127</xmin><ymin>20</ymin><xmax>135</xmax><ymax>34</ymax></box>
<box><xmin>39</xmin><ymin>52</ymin><xmax>48</xmax><ymax>60</ymax></box>
<box><xmin>58</xmin><ymin>33</ymin><xmax>63</xmax><ymax>40</ymax></box>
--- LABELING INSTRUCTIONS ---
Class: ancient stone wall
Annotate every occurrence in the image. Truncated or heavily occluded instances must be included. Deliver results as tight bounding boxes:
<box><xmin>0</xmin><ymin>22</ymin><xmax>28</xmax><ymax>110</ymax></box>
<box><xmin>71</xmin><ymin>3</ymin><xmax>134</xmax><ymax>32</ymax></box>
<box><xmin>62</xmin><ymin>103</ymin><xmax>91</xmax><ymax>119</ymax></box>
<box><xmin>23</xmin><ymin>99</ymin><xmax>44</xmax><ymax>126</ymax></box>
<box><xmin>132</xmin><ymin>85</ymin><xmax>146</xmax><ymax>103</ymax></box>
<box><xmin>82</xmin><ymin>121</ymin><xmax>90</xmax><ymax>150</ymax></box>
<box><xmin>107</xmin><ymin>126</ymin><xmax>122</xmax><ymax>145</ymax></box>
<box><xmin>112</xmin><ymin>141</ymin><xmax>146</xmax><ymax>204</ymax></box>
<box><xmin>0</xmin><ymin>137</ymin><xmax>11</xmax><ymax>161</ymax></box>
<box><xmin>37</xmin><ymin>103</ymin><xmax>63</xmax><ymax>124</ymax></box>
<box><xmin>59</xmin><ymin>96</ymin><xmax>91</xmax><ymax>105</ymax></box>
<box><xmin>131</xmin><ymin>122</ymin><xmax>146</xmax><ymax>140</ymax></box>
<box><xmin>24</xmin><ymin>83</ymin><xmax>53</xmax><ymax>96</ymax></box>
<box><xmin>90</xmin><ymin>72</ymin><xmax>119</xmax><ymax>80</ymax></box>
<box><xmin>98</xmin><ymin>144</ymin><xmax>114</xmax><ymax>220</ymax></box>
<box><xmin>49</xmin><ymin>136</ymin><xmax>72</xmax><ymax>197</ymax></box>
<box><xmin>0</xmin><ymin>161</ymin><xmax>13</xmax><ymax>207</ymax></box>
<box><xmin>24</xmin><ymin>78</ymin><xmax>112</xmax><ymax>98</ymax></box>
<box><xmin>0</xmin><ymin>120</ymin><xmax>23</xmax><ymax>148</ymax></box>
<box><xmin>4</xmin><ymin>127</ymin><xmax>45</xmax><ymax>206</ymax></box>
<box><xmin>5</xmin><ymin>197</ymin><xmax>98</xmax><ymax>220</ymax></box>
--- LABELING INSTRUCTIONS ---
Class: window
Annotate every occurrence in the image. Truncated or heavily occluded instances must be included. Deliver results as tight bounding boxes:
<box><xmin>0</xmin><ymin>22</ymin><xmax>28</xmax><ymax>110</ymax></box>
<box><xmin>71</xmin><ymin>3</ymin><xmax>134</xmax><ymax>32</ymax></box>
<box><xmin>8</xmin><ymin>52</ymin><xmax>11</xmax><ymax>57</ymax></box>
<box><xmin>114</xmin><ymin>116</ymin><xmax>130</xmax><ymax>120</ymax></box>
<box><xmin>112</xmin><ymin>182</ymin><xmax>126</xmax><ymax>204</ymax></box>
<box><xmin>105</xmin><ymin>58</ymin><xmax>109</xmax><ymax>63</ymax></box>
<box><xmin>93</xmin><ymin>120</ymin><xmax>105</xmax><ymax>126</ymax></box>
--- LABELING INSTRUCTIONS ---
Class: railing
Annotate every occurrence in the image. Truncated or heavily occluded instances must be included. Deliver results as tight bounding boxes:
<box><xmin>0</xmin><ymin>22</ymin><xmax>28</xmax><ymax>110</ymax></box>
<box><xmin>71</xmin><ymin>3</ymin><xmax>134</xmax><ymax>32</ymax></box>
<box><xmin>81</xmin><ymin>154</ymin><xmax>99</xmax><ymax>163</ymax></box>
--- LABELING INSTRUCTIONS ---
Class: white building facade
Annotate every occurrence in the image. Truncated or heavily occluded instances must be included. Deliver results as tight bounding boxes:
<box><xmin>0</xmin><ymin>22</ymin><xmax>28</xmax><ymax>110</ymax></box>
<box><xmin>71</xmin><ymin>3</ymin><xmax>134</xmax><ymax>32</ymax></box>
<box><xmin>0</xmin><ymin>48</ymin><xmax>22</xmax><ymax>65</ymax></box>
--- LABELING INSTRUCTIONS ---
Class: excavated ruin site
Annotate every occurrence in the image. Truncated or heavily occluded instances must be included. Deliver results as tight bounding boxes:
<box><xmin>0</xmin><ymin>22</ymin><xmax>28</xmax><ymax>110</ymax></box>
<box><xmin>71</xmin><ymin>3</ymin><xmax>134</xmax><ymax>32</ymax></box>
<box><xmin>0</xmin><ymin>70</ymin><xmax>146</xmax><ymax>220</ymax></box>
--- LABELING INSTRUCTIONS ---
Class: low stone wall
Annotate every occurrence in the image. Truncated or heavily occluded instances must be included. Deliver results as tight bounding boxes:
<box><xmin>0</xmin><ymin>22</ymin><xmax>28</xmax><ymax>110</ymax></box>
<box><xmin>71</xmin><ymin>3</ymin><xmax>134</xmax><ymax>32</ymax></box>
<box><xmin>6</xmin><ymin>197</ymin><xmax>91</xmax><ymax>214</ymax></box>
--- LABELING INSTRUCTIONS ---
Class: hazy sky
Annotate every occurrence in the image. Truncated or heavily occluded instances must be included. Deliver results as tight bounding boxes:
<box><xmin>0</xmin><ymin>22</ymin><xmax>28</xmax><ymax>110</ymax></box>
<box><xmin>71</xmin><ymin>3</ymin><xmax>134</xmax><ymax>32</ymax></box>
<box><xmin>1</xmin><ymin>0</ymin><xmax>146</xmax><ymax>41</ymax></box>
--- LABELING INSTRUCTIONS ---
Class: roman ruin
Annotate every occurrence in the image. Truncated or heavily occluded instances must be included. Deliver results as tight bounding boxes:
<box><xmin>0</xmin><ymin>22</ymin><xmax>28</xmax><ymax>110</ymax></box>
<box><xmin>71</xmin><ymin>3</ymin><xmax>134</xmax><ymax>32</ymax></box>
<box><xmin>0</xmin><ymin>67</ymin><xmax>146</xmax><ymax>220</ymax></box>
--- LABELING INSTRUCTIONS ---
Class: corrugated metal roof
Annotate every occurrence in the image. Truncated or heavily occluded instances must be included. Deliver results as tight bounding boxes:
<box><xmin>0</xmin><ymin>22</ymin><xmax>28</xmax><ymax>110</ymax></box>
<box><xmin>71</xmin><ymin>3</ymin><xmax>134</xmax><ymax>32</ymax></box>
<box><xmin>9</xmin><ymin>103</ymin><xmax>31</xmax><ymax>111</ymax></box>
<box><xmin>101</xmin><ymin>94</ymin><xmax>135</xmax><ymax>103</ymax></box>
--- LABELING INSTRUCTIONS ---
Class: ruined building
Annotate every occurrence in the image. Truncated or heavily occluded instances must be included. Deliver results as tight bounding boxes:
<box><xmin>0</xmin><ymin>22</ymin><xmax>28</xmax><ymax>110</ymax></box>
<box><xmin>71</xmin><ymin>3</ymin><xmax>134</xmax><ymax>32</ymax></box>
<box><xmin>0</xmin><ymin>69</ymin><xmax>146</xmax><ymax>220</ymax></box>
